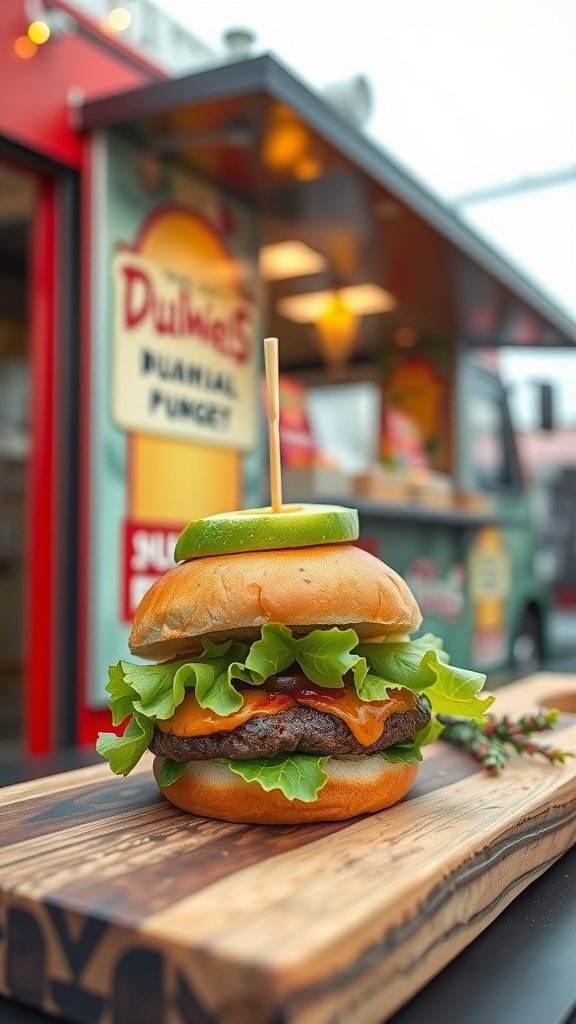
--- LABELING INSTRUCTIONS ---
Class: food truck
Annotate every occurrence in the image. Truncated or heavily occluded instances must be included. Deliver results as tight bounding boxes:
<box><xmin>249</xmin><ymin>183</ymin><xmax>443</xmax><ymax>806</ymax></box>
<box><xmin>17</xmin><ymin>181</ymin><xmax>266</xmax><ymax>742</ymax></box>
<box><xmin>1</xmin><ymin>0</ymin><xmax>575</xmax><ymax>759</ymax></box>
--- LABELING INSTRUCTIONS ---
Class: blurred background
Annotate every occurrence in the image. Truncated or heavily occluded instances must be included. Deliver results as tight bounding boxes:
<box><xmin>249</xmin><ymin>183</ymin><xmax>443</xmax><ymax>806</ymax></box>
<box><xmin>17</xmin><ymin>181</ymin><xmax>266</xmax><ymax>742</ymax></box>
<box><xmin>0</xmin><ymin>0</ymin><xmax>575</xmax><ymax>764</ymax></box>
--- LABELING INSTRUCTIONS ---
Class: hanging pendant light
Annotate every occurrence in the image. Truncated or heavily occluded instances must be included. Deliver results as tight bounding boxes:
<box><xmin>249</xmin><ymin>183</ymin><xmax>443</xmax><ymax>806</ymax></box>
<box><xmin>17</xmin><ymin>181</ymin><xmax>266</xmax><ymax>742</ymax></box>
<box><xmin>315</xmin><ymin>292</ymin><xmax>359</xmax><ymax>371</ymax></box>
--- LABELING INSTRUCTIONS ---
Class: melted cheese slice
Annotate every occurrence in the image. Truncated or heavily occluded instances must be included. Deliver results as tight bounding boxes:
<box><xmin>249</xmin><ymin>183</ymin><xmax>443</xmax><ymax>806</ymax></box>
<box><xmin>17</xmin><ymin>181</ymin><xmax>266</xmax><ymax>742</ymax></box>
<box><xmin>294</xmin><ymin>685</ymin><xmax>416</xmax><ymax>745</ymax></box>
<box><xmin>157</xmin><ymin>689</ymin><xmax>293</xmax><ymax>737</ymax></box>
<box><xmin>157</xmin><ymin>683</ymin><xmax>416</xmax><ymax>746</ymax></box>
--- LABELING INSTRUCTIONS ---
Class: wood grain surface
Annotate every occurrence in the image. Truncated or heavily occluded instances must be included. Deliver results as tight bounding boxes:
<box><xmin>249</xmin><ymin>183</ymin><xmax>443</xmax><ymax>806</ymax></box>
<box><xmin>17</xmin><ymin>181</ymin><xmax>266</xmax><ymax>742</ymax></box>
<box><xmin>1</xmin><ymin>672</ymin><xmax>575</xmax><ymax>1024</ymax></box>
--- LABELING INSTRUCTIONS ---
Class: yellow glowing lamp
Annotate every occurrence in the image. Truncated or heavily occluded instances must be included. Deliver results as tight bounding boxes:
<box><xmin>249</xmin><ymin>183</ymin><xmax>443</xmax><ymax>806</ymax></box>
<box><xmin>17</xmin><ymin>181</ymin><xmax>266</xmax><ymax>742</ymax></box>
<box><xmin>264</xmin><ymin>121</ymin><xmax>309</xmax><ymax>172</ymax></box>
<box><xmin>28</xmin><ymin>20</ymin><xmax>50</xmax><ymax>44</ymax></box>
<box><xmin>315</xmin><ymin>292</ymin><xmax>359</xmax><ymax>369</ymax></box>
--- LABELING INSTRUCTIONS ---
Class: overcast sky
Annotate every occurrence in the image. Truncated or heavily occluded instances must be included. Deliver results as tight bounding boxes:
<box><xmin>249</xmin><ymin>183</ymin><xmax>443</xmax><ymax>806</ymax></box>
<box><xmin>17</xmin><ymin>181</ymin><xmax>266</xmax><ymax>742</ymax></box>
<box><xmin>154</xmin><ymin>0</ymin><xmax>576</xmax><ymax>428</ymax></box>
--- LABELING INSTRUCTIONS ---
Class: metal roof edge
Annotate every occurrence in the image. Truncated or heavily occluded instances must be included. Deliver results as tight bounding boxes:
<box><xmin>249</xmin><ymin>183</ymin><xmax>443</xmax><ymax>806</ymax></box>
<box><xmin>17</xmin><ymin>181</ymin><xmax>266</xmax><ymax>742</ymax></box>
<box><xmin>78</xmin><ymin>53</ymin><xmax>274</xmax><ymax>129</ymax></box>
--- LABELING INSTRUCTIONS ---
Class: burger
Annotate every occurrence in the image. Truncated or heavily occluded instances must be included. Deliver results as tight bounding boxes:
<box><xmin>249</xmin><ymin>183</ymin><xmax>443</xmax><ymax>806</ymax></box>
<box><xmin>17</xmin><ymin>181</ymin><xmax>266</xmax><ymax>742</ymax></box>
<box><xmin>97</xmin><ymin>512</ymin><xmax>492</xmax><ymax>824</ymax></box>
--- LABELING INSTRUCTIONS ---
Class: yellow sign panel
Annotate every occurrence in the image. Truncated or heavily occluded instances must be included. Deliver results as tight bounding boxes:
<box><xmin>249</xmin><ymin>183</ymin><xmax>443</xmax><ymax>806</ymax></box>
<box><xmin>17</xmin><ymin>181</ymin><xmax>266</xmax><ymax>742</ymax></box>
<box><xmin>129</xmin><ymin>435</ymin><xmax>241</xmax><ymax>524</ymax></box>
<box><xmin>469</xmin><ymin>527</ymin><xmax>511</xmax><ymax>667</ymax></box>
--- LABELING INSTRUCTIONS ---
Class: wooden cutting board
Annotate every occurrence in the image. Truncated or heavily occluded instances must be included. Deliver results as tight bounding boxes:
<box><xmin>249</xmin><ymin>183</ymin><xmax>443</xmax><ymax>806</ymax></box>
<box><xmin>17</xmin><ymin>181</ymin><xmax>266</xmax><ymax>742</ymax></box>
<box><xmin>1</xmin><ymin>672</ymin><xmax>576</xmax><ymax>1024</ymax></box>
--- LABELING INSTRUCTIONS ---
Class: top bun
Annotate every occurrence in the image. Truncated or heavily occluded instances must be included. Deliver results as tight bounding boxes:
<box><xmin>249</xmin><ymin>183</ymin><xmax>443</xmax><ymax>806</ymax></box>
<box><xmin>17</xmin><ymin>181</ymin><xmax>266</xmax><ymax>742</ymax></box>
<box><xmin>129</xmin><ymin>543</ymin><xmax>422</xmax><ymax>661</ymax></box>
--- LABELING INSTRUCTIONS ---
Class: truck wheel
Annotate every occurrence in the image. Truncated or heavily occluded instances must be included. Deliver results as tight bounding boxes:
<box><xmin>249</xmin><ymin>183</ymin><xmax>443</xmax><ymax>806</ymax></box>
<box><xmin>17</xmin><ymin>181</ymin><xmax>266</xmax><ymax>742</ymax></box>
<box><xmin>512</xmin><ymin>607</ymin><xmax>542</xmax><ymax>673</ymax></box>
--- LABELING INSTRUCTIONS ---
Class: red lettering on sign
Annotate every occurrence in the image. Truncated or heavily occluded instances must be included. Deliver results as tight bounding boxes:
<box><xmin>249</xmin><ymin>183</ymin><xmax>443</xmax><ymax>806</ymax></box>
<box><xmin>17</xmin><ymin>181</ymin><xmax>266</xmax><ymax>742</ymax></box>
<box><xmin>123</xmin><ymin>266</ymin><xmax>151</xmax><ymax>329</ymax></box>
<box><xmin>121</xmin><ymin>521</ymin><xmax>185</xmax><ymax>622</ymax></box>
<box><xmin>120</xmin><ymin>260</ymin><xmax>251</xmax><ymax>364</ymax></box>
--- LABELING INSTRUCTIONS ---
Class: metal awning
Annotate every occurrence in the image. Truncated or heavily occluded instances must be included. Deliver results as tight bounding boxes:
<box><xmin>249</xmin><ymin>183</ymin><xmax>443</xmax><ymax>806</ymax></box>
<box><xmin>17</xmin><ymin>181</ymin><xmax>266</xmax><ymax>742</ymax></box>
<box><xmin>80</xmin><ymin>54</ymin><xmax>576</xmax><ymax>353</ymax></box>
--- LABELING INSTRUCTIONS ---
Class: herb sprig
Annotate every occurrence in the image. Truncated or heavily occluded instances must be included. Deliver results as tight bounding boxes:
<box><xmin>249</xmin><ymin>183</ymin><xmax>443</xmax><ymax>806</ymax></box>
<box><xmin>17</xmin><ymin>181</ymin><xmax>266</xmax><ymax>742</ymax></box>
<box><xmin>439</xmin><ymin>709</ymin><xmax>573</xmax><ymax>775</ymax></box>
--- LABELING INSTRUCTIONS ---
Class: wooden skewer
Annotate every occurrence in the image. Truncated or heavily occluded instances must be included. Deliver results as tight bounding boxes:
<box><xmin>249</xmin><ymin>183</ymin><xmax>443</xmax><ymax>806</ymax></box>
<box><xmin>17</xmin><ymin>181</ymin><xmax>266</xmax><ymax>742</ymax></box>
<box><xmin>264</xmin><ymin>337</ymin><xmax>283</xmax><ymax>513</ymax></box>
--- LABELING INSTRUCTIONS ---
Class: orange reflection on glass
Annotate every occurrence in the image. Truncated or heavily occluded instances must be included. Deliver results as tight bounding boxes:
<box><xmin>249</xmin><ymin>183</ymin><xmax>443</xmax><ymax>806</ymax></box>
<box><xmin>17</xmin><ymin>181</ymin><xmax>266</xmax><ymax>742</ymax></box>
<box><xmin>393</xmin><ymin>326</ymin><xmax>419</xmax><ymax>349</ymax></box>
<box><xmin>295</xmin><ymin>155</ymin><xmax>323</xmax><ymax>181</ymax></box>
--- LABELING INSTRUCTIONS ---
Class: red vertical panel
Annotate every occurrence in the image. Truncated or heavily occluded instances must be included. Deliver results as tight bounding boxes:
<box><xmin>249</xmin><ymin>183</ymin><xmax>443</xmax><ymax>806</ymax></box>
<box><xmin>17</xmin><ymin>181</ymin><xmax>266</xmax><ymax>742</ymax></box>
<box><xmin>75</xmin><ymin>137</ymin><xmax>93</xmax><ymax>746</ymax></box>
<box><xmin>26</xmin><ymin>179</ymin><xmax>56</xmax><ymax>754</ymax></box>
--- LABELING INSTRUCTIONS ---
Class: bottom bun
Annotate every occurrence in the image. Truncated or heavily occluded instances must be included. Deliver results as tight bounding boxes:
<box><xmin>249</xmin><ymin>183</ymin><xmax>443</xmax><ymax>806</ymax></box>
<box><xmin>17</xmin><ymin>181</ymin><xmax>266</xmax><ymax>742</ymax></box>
<box><xmin>153</xmin><ymin>755</ymin><xmax>418</xmax><ymax>824</ymax></box>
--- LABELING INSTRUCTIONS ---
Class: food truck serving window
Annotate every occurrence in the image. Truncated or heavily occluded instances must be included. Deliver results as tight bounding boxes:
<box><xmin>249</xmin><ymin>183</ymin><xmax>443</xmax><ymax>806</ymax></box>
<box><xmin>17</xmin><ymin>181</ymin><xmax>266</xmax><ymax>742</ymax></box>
<box><xmin>468</xmin><ymin>369</ymin><xmax>521</xmax><ymax>494</ymax></box>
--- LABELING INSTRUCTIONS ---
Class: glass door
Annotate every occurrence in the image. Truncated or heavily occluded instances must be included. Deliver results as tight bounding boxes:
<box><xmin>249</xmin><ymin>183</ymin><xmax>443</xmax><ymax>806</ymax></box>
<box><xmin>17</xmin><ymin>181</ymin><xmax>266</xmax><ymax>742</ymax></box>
<box><xmin>0</xmin><ymin>159</ymin><xmax>37</xmax><ymax>763</ymax></box>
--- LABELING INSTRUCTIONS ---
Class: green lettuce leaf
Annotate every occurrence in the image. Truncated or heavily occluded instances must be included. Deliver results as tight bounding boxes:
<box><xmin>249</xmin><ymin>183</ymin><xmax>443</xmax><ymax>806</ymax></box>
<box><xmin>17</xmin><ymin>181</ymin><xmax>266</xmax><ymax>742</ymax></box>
<box><xmin>96</xmin><ymin>712</ymin><xmax>154</xmax><ymax>777</ymax></box>
<box><xmin>245</xmin><ymin>623</ymin><xmax>360</xmax><ymax>688</ymax></box>
<box><xmin>98</xmin><ymin>640</ymin><xmax>250</xmax><ymax>775</ymax></box>
<box><xmin>157</xmin><ymin>758</ymin><xmax>187</xmax><ymax>788</ymax></box>
<box><xmin>119</xmin><ymin>659</ymin><xmax>189</xmax><ymax>721</ymax></box>
<box><xmin>178</xmin><ymin>639</ymin><xmax>251</xmax><ymax>716</ymax></box>
<box><xmin>355</xmin><ymin>633</ymin><xmax>491</xmax><ymax>721</ymax></box>
<box><xmin>244</xmin><ymin>623</ymin><xmax>296</xmax><ymax>684</ymax></box>
<box><xmin>355</xmin><ymin>633</ymin><xmax>449</xmax><ymax>690</ymax></box>
<box><xmin>352</xmin><ymin>665</ymin><xmax>385</xmax><ymax>700</ymax></box>
<box><xmin>294</xmin><ymin>627</ymin><xmax>361</xmax><ymax>687</ymax></box>
<box><xmin>106</xmin><ymin>662</ymin><xmax>137</xmax><ymax>725</ymax></box>
<box><xmin>381</xmin><ymin>717</ymin><xmax>444</xmax><ymax>764</ymax></box>
<box><xmin>417</xmin><ymin>716</ymin><xmax>446</xmax><ymax>746</ymax></box>
<box><xmin>421</xmin><ymin>651</ymin><xmax>494</xmax><ymax>720</ymax></box>
<box><xmin>381</xmin><ymin>742</ymin><xmax>423</xmax><ymax>764</ymax></box>
<box><xmin>221</xmin><ymin>754</ymin><xmax>329</xmax><ymax>802</ymax></box>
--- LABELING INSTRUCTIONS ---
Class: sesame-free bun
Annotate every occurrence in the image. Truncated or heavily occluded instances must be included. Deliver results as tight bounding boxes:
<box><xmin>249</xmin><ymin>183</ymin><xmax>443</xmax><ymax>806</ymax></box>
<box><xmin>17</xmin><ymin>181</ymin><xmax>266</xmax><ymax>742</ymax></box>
<box><xmin>153</xmin><ymin>754</ymin><xmax>418</xmax><ymax>824</ymax></box>
<box><xmin>129</xmin><ymin>543</ymin><xmax>422</xmax><ymax>661</ymax></box>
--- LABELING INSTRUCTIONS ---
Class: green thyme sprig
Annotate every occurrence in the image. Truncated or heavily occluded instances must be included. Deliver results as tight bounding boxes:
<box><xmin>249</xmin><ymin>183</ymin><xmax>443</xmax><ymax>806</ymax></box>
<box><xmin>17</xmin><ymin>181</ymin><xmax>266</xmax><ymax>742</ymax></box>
<box><xmin>439</xmin><ymin>709</ymin><xmax>574</xmax><ymax>775</ymax></box>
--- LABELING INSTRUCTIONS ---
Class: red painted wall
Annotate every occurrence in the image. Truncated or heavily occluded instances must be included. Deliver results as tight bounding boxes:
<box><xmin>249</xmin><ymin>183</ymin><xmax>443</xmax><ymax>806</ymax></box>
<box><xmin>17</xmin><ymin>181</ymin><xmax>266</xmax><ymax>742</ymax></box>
<box><xmin>0</xmin><ymin>2</ymin><xmax>165</xmax><ymax>750</ymax></box>
<box><xmin>0</xmin><ymin>1</ymin><xmax>157</xmax><ymax>168</ymax></box>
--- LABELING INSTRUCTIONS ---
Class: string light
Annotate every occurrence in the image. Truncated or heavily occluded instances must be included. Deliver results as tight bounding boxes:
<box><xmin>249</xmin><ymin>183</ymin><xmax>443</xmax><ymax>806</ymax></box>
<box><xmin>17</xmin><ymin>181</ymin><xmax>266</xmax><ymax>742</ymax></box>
<box><xmin>108</xmin><ymin>7</ymin><xmax>132</xmax><ymax>31</ymax></box>
<box><xmin>14</xmin><ymin>35</ymin><xmax>37</xmax><ymax>59</ymax></box>
<box><xmin>27</xmin><ymin>20</ymin><xmax>51</xmax><ymax>44</ymax></box>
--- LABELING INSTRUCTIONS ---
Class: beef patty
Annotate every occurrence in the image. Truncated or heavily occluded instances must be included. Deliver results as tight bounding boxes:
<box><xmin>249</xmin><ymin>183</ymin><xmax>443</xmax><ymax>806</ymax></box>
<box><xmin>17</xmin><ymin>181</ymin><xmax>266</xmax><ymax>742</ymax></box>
<box><xmin>150</xmin><ymin>693</ymin><xmax>431</xmax><ymax>761</ymax></box>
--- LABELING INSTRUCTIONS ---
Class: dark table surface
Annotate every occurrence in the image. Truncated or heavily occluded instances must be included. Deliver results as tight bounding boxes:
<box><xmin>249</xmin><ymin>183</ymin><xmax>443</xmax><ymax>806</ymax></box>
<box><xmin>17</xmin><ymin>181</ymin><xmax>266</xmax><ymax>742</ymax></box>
<box><xmin>1</xmin><ymin>748</ymin><xmax>576</xmax><ymax>1024</ymax></box>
